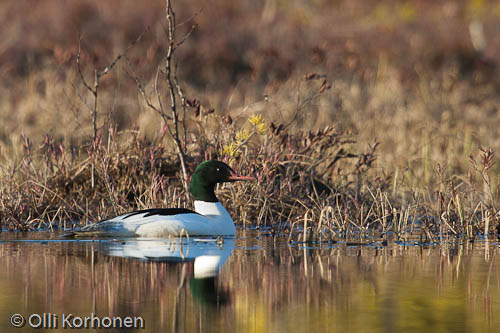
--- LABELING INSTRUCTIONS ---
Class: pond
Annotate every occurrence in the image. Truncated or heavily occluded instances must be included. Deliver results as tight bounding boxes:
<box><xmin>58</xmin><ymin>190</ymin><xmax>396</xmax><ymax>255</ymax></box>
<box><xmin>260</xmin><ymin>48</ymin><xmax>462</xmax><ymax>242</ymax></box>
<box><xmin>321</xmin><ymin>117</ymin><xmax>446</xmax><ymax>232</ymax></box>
<box><xmin>0</xmin><ymin>230</ymin><xmax>499</xmax><ymax>332</ymax></box>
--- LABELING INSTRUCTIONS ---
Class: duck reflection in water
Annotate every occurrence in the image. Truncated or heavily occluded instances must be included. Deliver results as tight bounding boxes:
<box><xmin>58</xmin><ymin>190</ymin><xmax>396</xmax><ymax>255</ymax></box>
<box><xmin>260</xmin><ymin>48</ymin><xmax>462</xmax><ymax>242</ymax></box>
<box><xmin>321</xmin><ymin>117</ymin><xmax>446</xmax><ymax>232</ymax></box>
<box><xmin>99</xmin><ymin>237</ymin><xmax>234</xmax><ymax>307</ymax></box>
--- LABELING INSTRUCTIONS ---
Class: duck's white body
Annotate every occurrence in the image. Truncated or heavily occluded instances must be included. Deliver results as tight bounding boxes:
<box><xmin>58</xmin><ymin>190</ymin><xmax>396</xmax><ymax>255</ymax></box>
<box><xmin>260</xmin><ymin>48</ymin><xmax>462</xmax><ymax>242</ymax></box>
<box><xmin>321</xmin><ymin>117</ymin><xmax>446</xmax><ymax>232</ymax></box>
<box><xmin>79</xmin><ymin>201</ymin><xmax>236</xmax><ymax>237</ymax></box>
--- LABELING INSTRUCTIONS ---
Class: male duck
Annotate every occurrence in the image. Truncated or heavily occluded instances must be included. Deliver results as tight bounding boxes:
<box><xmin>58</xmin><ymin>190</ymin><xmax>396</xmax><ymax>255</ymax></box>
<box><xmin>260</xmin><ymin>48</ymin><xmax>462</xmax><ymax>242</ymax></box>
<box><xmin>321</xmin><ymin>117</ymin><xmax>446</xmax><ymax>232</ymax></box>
<box><xmin>72</xmin><ymin>160</ymin><xmax>254</xmax><ymax>237</ymax></box>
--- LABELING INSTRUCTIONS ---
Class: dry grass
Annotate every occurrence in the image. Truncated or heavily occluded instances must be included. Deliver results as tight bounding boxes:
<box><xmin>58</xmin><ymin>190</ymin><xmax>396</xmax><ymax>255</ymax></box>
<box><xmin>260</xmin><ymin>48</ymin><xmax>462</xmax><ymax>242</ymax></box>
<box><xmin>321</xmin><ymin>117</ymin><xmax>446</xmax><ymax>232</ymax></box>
<box><xmin>1</xmin><ymin>0</ymin><xmax>500</xmax><ymax>240</ymax></box>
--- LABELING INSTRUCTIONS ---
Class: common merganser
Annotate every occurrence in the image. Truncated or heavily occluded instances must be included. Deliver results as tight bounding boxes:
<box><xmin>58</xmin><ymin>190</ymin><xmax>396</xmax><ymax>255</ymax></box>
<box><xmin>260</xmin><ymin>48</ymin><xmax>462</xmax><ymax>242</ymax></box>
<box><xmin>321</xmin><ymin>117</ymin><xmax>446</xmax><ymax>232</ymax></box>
<box><xmin>70</xmin><ymin>160</ymin><xmax>254</xmax><ymax>237</ymax></box>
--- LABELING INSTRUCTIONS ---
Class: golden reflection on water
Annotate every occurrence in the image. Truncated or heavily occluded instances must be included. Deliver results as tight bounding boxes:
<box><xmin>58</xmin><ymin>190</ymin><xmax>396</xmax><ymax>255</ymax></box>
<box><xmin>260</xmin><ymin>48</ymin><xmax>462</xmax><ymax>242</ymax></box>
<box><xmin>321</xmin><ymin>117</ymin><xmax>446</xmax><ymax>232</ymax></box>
<box><xmin>0</xmin><ymin>231</ymin><xmax>499</xmax><ymax>332</ymax></box>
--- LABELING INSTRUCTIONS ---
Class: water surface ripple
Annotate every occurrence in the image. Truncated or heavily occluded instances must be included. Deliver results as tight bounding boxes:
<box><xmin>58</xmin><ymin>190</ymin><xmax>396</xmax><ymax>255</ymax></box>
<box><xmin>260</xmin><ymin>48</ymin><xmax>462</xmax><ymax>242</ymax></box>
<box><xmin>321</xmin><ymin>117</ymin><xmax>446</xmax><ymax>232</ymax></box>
<box><xmin>0</xmin><ymin>230</ymin><xmax>499</xmax><ymax>332</ymax></box>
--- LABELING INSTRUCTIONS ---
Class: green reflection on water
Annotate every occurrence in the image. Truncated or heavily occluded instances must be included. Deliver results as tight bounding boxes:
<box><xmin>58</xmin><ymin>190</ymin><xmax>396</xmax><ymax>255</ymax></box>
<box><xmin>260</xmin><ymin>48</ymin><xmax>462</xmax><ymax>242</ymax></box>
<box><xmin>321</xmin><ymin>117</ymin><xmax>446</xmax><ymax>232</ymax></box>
<box><xmin>0</xmin><ymin>231</ymin><xmax>498</xmax><ymax>332</ymax></box>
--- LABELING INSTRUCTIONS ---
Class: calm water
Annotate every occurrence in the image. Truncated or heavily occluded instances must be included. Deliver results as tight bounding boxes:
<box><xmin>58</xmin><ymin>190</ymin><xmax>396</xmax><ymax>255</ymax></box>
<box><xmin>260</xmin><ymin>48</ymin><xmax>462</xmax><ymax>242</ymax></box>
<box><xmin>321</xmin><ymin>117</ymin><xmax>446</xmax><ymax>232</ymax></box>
<box><xmin>0</xmin><ymin>230</ymin><xmax>499</xmax><ymax>332</ymax></box>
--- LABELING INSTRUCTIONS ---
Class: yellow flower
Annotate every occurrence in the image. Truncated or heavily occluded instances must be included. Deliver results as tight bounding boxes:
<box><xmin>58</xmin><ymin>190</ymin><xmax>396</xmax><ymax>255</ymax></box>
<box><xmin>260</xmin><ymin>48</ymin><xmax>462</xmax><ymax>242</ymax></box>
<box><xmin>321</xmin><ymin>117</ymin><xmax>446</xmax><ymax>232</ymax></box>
<box><xmin>249</xmin><ymin>114</ymin><xmax>267</xmax><ymax>136</ymax></box>
<box><xmin>235</xmin><ymin>129</ymin><xmax>251</xmax><ymax>143</ymax></box>
<box><xmin>256</xmin><ymin>123</ymin><xmax>267</xmax><ymax>135</ymax></box>
<box><xmin>222</xmin><ymin>142</ymin><xmax>240</xmax><ymax>157</ymax></box>
<box><xmin>249</xmin><ymin>114</ymin><xmax>264</xmax><ymax>126</ymax></box>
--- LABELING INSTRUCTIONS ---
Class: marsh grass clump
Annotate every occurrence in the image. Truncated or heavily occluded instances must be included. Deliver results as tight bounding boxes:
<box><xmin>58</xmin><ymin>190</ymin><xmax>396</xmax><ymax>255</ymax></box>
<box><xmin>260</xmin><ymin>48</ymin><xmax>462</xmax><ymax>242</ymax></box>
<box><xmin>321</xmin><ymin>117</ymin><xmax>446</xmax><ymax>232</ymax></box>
<box><xmin>191</xmin><ymin>113</ymin><xmax>398</xmax><ymax>241</ymax></box>
<box><xmin>0</xmin><ymin>129</ymin><xmax>185</xmax><ymax>230</ymax></box>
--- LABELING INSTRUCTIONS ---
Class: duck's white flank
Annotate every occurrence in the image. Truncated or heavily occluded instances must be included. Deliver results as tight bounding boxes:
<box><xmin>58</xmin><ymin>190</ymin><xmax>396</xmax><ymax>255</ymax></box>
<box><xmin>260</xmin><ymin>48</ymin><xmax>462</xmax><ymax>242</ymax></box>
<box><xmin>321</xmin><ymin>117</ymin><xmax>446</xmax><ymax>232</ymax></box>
<box><xmin>81</xmin><ymin>201</ymin><xmax>236</xmax><ymax>237</ymax></box>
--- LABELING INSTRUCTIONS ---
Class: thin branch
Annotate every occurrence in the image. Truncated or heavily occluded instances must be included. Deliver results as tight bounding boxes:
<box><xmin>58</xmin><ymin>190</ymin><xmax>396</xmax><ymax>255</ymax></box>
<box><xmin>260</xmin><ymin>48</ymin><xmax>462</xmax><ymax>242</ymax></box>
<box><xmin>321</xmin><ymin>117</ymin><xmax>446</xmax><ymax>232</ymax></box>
<box><xmin>173</xmin><ymin>56</ymin><xmax>188</xmax><ymax>151</ymax></box>
<box><xmin>172</xmin><ymin>7</ymin><xmax>200</xmax><ymax>50</ymax></box>
<box><xmin>124</xmin><ymin>61</ymin><xmax>172</xmax><ymax>121</ymax></box>
<box><xmin>174</xmin><ymin>23</ymin><xmax>197</xmax><ymax>50</ymax></box>
<box><xmin>176</xmin><ymin>8</ymin><xmax>202</xmax><ymax>29</ymax></box>
<box><xmin>97</xmin><ymin>27</ymin><xmax>150</xmax><ymax>79</ymax></box>
<box><xmin>76</xmin><ymin>28</ymin><xmax>149</xmax><ymax>141</ymax></box>
<box><xmin>165</xmin><ymin>0</ymin><xmax>189</xmax><ymax>193</ymax></box>
<box><xmin>76</xmin><ymin>37</ymin><xmax>93</xmax><ymax>94</ymax></box>
<box><xmin>124</xmin><ymin>0</ymin><xmax>193</xmax><ymax>194</ymax></box>
<box><xmin>154</xmin><ymin>64</ymin><xmax>167</xmax><ymax>120</ymax></box>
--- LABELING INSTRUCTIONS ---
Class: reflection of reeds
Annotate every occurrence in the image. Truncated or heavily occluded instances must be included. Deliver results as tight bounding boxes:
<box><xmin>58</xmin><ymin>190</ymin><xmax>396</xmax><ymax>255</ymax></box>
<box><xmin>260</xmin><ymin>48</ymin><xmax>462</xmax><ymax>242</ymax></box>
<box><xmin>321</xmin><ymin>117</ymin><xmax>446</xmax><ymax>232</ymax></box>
<box><xmin>0</xmin><ymin>236</ymin><xmax>498</xmax><ymax>332</ymax></box>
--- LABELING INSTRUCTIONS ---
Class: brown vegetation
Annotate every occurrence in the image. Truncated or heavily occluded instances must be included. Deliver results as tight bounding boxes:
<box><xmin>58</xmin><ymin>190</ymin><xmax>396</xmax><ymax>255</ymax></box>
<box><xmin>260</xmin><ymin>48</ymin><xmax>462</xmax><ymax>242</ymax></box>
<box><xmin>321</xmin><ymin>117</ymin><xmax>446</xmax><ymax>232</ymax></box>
<box><xmin>1</xmin><ymin>0</ymin><xmax>500</xmax><ymax>240</ymax></box>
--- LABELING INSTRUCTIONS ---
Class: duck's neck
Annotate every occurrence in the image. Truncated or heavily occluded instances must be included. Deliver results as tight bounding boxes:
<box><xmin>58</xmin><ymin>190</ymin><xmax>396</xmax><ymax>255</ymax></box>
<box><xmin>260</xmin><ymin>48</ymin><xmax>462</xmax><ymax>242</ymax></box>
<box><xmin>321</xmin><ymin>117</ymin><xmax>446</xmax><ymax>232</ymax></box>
<box><xmin>189</xmin><ymin>175</ymin><xmax>218</xmax><ymax>202</ymax></box>
<box><xmin>194</xmin><ymin>201</ymin><xmax>228</xmax><ymax>216</ymax></box>
<box><xmin>194</xmin><ymin>201</ymin><xmax>236</xmax><ymax>236</ymax></box>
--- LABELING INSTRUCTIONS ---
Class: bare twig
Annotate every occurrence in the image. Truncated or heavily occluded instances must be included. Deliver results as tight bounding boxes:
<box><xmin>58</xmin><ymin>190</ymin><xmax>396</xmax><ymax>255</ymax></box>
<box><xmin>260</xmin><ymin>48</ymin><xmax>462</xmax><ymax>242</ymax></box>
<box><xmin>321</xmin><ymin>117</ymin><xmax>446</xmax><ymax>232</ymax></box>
<box><xmin>173</xmin><ymin>58</ymin><xmax>188</xmax><ymax>152</ymax></box>
<box><xmin>124</xmin><ymin>63</ymin><xmax>172</xmax><ymax>121</ymax></box>
<box><xmin>126</xmin><ymin>1</ymin><xmax>195</xmax><ymax>194</ymax></box>
<box><xmin>76</xmin><ymin>28</ymin><xmax>149</xmax><ymax>141</ymax></box>
<box><xmin>164</xmin><ymin>0</ymin><xmax>189</xmax><ymax>193</ymax></box>
<box><xmin>174</xmin><ymin>23</ymin><xmax>198</xmax><ymax>50</ymax></box>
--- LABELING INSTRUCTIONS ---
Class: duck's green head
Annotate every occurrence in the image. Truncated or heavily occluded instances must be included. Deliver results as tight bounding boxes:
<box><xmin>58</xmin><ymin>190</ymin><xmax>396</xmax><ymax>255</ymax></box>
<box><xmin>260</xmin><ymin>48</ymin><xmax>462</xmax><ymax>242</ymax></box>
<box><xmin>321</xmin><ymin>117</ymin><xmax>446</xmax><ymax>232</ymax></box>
<box><xmin>189</xmin><ymin>160</ymin><xmax>254</xmax><ymax>202</ymax></box>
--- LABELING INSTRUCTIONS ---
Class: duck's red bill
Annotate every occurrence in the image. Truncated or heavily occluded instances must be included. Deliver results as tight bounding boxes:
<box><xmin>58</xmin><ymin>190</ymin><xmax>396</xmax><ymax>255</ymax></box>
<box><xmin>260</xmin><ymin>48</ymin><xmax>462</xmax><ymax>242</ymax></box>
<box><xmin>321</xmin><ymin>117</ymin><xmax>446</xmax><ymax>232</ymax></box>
<box><xmin>228</xmin><ymin>170</ymin><xmax>255</xmax><ymax>181</ymax></box>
